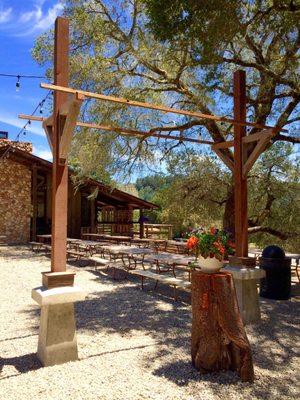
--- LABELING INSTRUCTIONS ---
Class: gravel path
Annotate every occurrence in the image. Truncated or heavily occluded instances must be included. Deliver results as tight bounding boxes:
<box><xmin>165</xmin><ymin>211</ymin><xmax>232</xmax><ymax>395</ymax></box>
<box><xmin>0</xmin><ymin>245</ymin><xmax>299</xmax><ymax>400</ymax></box>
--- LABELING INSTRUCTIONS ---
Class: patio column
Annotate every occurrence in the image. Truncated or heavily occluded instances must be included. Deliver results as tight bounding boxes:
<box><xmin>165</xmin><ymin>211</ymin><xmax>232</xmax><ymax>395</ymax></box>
<box><xmin>32</xmin><ymin>17</ymin><xmax>86</xmax><ymax>368</ymax></box>
<box><xmin>233</xmin><ymin>70</ymin><xmax>248</xmax><ymax>258</ymax></box>
<box><xmin>50</xmin><ymin>17</ymin><xmax>69</xmax><ymax>272</ymax></box>
<box><xmin>90</xmin><ymin>196</ymin><xmax>96</xmax><ymax>233</ymax></box>
<box><xmin>31</xmin><ymin>164</ymin><xmax>37</xmax><ymax>241</ymax></box>
<box><xmin>139</xmin><ymin>209</ymin><xmax>145</xmax><ymax>238</ymax></box>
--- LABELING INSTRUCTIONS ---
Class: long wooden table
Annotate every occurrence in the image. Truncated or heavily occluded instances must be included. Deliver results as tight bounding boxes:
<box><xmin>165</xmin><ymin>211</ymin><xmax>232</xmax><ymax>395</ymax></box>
<box><xmin>81</xmin><ymin>233</ymin><xmax>132</xmax><ymax>243</ymax></box>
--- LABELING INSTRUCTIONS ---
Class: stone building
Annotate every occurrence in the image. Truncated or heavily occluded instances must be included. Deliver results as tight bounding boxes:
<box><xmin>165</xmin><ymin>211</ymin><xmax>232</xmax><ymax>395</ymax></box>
<box><xmin>0</xmin><ymin>136</ymin><xmax>157</xmax><ymax>244</ymax></box>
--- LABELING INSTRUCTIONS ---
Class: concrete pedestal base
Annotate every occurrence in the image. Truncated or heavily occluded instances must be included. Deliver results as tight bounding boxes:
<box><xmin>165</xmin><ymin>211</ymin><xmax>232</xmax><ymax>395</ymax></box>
<box><xmin>224</xmin><ymin>266</ymin><xmax>265</xmax><ymax>325</ymax></box>
<box><xmin>32</xmin><ymin>286</ymin><xmax>86</xmax><ymax>367</ymax></box>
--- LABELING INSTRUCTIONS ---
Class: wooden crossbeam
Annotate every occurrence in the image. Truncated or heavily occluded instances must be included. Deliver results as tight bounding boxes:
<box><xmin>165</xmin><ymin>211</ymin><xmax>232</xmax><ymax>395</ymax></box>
<box><xmin>212</xmin><ymin>140</ymin><xmax>234</xmax><ymax>150</ymax></box>
<box><xmin>243</xmin><ymin>130</ymin><xmax>274</xmax><ymax>143</ymax></box>
<box><xmin>59</xmin><ymin>93</ymin><xmax>84</xmax><ymax>161</ymax></box>
<box><xmin>243</xmin><ymin>129</ymin><xmax>275</xmax><ymax>177</ymax></box>
<box><xmin>18</xmin><ymin>114</ymin><xmax>214</xmax><ymax>145</ymax></box>
<box><xmin>40</xmin><ymin>82</ymin><xmax>287</xmax><ymax>133</ymax></box>
<box><xmin>211</xmin><ymin>129</ymin><xmax>276</xmax><ymax>152</ymax></box>
<box><xmin>42</xmin><ymin>115</ymin><xmax>54</xmax><ymax>151</ymax></box>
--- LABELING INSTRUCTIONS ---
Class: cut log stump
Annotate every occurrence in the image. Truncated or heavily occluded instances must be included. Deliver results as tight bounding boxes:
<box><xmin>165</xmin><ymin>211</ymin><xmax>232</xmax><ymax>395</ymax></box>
<box><xmin>191</xmin><ymin>270</ymin><xmax>254</xmax><ymax>382</ymax></box>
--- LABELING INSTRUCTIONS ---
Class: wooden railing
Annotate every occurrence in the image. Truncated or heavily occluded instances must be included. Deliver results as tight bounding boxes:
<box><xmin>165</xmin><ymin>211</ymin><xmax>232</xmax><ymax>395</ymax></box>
<box><xmin>144</xmin><ymin>223</ymin><xmax>173</xmax><ymax>240</ymax></box>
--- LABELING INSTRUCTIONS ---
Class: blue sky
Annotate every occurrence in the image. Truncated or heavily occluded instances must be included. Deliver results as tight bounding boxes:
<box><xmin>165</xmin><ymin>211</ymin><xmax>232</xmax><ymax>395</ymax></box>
<box><xmin>0</xmin><ymin>0</ymin><xmax>63</xmax><ymax>160</ymax></box>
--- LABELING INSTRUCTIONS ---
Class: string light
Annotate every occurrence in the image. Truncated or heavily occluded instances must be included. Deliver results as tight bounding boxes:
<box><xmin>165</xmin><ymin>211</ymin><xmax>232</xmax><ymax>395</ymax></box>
<box><xmin>0</xmin><ymin>73</ymin><xmax>46</xmax><ymax>78</ymax></box>
<box><xmin>40</xmin><ymin>100</ymin><xmax>45</xmax><ymax>114</ymax></box>
<box><xmin>16</xmin><ymin>75</ymin><xmax>20</xmax><ymax>92</ymax></box>
<box><xmin>0</xmin><ymin>72</ymin><xmax>48</xmax><ymax>92</ymax></box>
<box><xmin>0</xmin><ymin>90</ymin><xmax>52</xmax><ymax>162</ymax></box>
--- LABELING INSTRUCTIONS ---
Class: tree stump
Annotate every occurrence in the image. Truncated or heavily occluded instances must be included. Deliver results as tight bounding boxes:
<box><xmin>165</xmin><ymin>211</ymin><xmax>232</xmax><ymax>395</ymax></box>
<box><xmin>191</xmin><ymin>270</ymin><xmax>254</xmax><ymax>382</ymax></box>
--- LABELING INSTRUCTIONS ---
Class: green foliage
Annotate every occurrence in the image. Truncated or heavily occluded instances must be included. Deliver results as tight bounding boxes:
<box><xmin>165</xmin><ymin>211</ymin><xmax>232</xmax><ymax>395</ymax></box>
<box><xmin>117</xmin><ymin>183</ymin><xmax>139</xmax><ymax>197</ymax></box>
<box><xmin>136</xmin><ymin>145</ymin><xmax>300</xmax><ymax>251</ymax></box>
<box><xmin>32</xmin><ymin>0</ymin><xmax>300</xmax><ymax>249</ymax></box>
<box><xmin>143</xmin><ymin>0</ymin><xmax>240</xmax><ymax>61</ymax></box>
<box><xmin>136</xmin><ymin>174</ymin><xmax>174</xmax><ymax>201</ymax></box>
<box><xmin>69</xmin><ymin>129</ymin><xmax>114</xmax><ymax>183</ymax></box>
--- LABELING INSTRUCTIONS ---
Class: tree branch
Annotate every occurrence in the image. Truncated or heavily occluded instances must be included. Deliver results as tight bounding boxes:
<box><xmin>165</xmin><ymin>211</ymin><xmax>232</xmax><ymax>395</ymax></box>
<box><xmin>248</xmin><ymin>226</ymin><xmax>299</xmax><ymax>240</ymax></box>
<box><xmin>273</xmin><ymin>134</ymin><xmax>300</xmax><ymax>144</ymax></box>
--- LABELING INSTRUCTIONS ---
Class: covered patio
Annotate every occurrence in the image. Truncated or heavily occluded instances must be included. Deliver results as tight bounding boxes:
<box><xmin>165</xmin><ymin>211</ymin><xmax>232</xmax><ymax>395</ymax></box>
<box><xmin>0</xmin><ymin>144</ymin><xmax>157</xmax><ymax>242</ymax></box>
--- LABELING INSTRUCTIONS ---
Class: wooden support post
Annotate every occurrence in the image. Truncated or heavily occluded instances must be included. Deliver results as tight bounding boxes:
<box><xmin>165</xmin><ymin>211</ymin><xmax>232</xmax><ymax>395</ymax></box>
<box><xmin>45</xmin><ymin>173</ymin><xmax>51</xmax><ymax>222</ymax></box>
<box><xmin>90</xmin><ymin>196</ymin><xmax>96</xmax><ymax>233</ymax></box>
<box><xmin>31</xmin><ymin>164</ymin><xmax>37</xmax><ymax>241</ymax></box>
<box><xmin>139</xmin><ymin>209</ymin><xmax>145</xmax><ymax>239</ymax></box>
<box><xmin>233</xmin><ymin>70</ymin><xmax>248</xmax><ymax>258</ymax></box>
<box><xmin>51</xmin><ymin>17</ymin><xmax>69</xmax><ymax>273</ymax></box>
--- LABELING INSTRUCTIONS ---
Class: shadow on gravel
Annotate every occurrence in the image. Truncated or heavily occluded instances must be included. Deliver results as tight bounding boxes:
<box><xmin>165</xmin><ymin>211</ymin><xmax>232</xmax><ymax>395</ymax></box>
<box><xmin>153</xmin><ymin>359</ymin><xmax>239</xmax><ymax>386</ymax></box>
<box><xmin>19</xmin><ymin>263</ymin><xmax>299</xmax><ymax>398</ymax></box>
<box><xmin>0</xmin><ymin>353</ymin><xmax>42</xmax><ymax>378</ymax></box>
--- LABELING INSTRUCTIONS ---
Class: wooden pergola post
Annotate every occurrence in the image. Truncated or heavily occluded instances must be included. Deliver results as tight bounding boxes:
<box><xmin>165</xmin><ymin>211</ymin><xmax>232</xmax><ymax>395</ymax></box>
<box><xmin>31</xmin><ymin>164</ymin><xmax>37</xmax><ymax>241</ymax></box>
<box><xmin>233</xmin><ymin>70</ymin><xmax>248</xmax><ymax>258</ymax></box>
<box><xmin>51</xmin><ymin>17</ymin><xmax>69</xmax><ymax>273</ymax></box>
<box><xmin>139</xmin><ymin>209</ymin><xmax>145</xmax><ymax>239</ymax></box>
<box><xmin>90</xmin><ymin>196</ymin><xmax>96</xmax><ymax>233</ymax></box>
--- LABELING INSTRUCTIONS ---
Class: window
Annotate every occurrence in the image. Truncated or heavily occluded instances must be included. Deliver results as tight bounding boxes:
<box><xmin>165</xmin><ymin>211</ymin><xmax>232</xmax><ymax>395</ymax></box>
<box><xmin>0</xmin><ymin>131</ymin><xmax>8</xmax><ymax>139</ymax></box>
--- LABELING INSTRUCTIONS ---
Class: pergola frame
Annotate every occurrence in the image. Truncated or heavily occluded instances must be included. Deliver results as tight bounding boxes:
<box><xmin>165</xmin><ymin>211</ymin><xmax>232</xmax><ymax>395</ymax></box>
<box><xmin>19</xmin><ymin>17</ymin><xmax>284</xmax><ymax>281</ymax></box>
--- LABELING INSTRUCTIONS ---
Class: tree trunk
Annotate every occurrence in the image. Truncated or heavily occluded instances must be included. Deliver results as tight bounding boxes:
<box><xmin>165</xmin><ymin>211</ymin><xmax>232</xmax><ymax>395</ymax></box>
<box><xmin>191</xmin><ymin>271</ymin><xmax>254</xmax><ymax>382</ymax></box>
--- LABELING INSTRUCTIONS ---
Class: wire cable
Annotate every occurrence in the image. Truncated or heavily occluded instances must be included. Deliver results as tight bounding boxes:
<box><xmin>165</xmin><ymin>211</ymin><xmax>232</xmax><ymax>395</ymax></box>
<box><xmin>0</xmin><ymin>73</ymin><xmax>46</xmax><ymax>79</ymax></box>
<box><xmin>0</xmin><ymin>90</ymin><xmax>52</xmax><ymax>162</ymax></box>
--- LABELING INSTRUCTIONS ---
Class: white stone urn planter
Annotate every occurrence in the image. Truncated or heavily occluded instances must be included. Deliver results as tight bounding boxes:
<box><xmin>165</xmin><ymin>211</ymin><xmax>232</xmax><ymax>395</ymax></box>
<box><xmin>197</xmin><ymin>255</ymin><xmax>223</xmax><ymax>274</ymax></box>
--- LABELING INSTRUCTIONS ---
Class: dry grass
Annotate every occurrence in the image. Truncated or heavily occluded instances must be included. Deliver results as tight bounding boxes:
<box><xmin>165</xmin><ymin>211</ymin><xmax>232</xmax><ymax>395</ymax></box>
<box><xmin>0</xmin><ymin>245</ymin><xmax>299</xmax><ymax>400</ymax></box>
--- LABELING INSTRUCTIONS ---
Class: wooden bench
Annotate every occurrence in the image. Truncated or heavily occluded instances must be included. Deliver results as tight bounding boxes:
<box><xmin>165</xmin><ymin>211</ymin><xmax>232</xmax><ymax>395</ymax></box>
<box><xmin>130</xmin><ymin>269</ymin><xmax>191</xmax><ymax>300</ymax></box>
<box><xmin>29</xmin><ymin>242</ymin><xmax>51</xmax><ymax>253</ymax></box>
<box><xmin>29</xmin><ymin>241</ymin><xmax>44</xmax><ymax>252</ymax></box>
<box><xmin>67</xmin><ymin>250</ymin><xmax>88</xmax><ymax>261</ymax></box>
<box><xmin>41</xmin><ymin>244</ymin><xmax>51</xmax><ymax>253</ymax></box>
<box><xmin>87</xmin><ymin>256</ymin><xmax>110</xmax><ymax>270</ymax></box>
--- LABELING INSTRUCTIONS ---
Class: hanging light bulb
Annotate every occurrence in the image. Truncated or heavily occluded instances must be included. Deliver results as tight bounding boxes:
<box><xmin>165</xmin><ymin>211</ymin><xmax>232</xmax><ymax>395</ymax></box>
<box><xmin>40</xmin><ymin>100</ymin><xmax>44</xmax><ymax>114</ymax></box>
<box><xmin>16</xmin><ymin>75</ymin><xmax>21</xmax><ymax>92</ymax></box>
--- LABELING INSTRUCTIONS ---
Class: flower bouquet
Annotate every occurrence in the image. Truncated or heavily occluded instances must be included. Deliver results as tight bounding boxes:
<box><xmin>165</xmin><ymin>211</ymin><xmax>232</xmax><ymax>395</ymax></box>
<box><xmin>186</xmin><ymin>227</ymin><xmax>235</xmax><ymax>273</ymax></box>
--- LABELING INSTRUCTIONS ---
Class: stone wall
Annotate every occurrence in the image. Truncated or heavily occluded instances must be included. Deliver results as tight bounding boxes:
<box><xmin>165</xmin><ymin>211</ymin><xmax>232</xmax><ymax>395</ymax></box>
<box><xmin>0</xmin><ymin>158</ymin><xmax>32</xmax><ymax>243</ymax></box>
<box><xmin>0</xmin><ymin>139</ymin><xmax>33</xmax><ymax>153</ymax></box>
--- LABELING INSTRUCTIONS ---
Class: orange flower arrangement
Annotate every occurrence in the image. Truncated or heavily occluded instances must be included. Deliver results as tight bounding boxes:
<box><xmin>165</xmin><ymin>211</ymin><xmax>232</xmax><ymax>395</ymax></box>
<box><xmin>187</xmin><ymin>236</ymin><xmax>199</xmax><ymax>250</ymax></box>
<box><xmin>186</xmin><ymin>227</ymin><xmax>234</xmax><ymax>260</ymax></box>
<box><xmin>213</xmin><ymin>240</ymin><xmax>225</xmax><ymax>254</ymax></box>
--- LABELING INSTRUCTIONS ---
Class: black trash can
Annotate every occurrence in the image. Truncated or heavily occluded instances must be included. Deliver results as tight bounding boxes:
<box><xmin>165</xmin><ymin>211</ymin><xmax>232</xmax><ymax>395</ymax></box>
<box><xmin>259</xmin><ymin>245</ymin><xmax>291</xmax><ymax>300</ymax></box>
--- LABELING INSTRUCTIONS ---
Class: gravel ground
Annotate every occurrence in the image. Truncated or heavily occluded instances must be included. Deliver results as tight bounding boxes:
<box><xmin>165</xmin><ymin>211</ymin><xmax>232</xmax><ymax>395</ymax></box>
<box><xmin>0</xmin><ymin>245</ymin><xmax>299</xmax><ymax>400</ymax></box>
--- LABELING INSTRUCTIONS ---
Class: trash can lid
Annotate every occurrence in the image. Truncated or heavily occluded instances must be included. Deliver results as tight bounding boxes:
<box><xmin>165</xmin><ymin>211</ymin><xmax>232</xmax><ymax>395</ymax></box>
<box><xmin>262</xmin><ymin>245</ymin><xmax>285</xmax><ymax>259</ymax></box>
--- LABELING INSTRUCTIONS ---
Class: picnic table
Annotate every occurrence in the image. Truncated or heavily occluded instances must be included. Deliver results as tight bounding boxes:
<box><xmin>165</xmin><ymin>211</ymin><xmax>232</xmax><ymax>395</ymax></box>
<box><xmin>144</xmin><ymin>252</ymin><xmax>196</xmax><ymax>279</ymax></box>
<box><xmin>70</xmin><ymin>239</ymin><xmax>105</xmax><ymax>255</ymax></box>
<box><xmin>118</xmin><ymin>246</ymin><xmax>154</xmax><ymax>269</ymax></box>
<box><xmin>0</xmin><ymin>235</ymin><xmax>6</xmax><ymax>243</ymax></box>
<box><xmin>167</xmin><ymin>240</ymin><xmax>189</xmax><ymax>254</ymax></box>
<box><xmin>81</xmin><ymin>233</ymin><xmax>132</xmax><ymax>243</ymax></box>
<box><xmin>36</xmin><ymin>234</ymin><xmax>52</xmax><ymax>243</ymax></box>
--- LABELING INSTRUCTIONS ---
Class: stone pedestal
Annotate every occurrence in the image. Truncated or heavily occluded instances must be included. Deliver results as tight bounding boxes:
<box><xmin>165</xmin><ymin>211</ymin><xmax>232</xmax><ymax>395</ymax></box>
<box><xmin>224</xmin><ymin>266</ymin><xmax>265</xmax><ymax>325</ymax></box>
<box><xmin>32</xmin><ymin>286</ymin><xmax>86</xmax><ymax>367</ymax></box>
